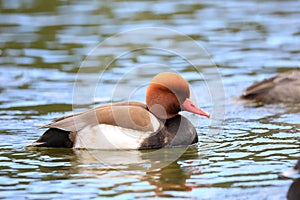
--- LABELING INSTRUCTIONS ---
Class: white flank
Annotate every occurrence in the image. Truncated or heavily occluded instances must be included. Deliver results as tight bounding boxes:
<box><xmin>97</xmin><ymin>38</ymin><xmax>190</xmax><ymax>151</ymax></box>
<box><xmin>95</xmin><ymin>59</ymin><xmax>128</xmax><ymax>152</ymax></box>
<box><xmin>280</xmin><ymin>167</ymin><xmax>300</xmax><ymax>179</ymax></box>
<box><xmin>74</xmin><ymin>124</ymin><xmax>154</xmax><ymax>149</ymax></box>
<box><xmin>149</xmin><ymin>112</ymin><xmax>161</xmax><ymax>132</ymax></box>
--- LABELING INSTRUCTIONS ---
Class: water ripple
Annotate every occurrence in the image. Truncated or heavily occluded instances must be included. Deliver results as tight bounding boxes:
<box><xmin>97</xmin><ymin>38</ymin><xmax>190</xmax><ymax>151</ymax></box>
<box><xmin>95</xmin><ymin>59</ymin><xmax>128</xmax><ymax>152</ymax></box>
<box><xmin>0</xmin><ymin>0</ymin><xmax>300</xmax><ymax>199</ymax></box>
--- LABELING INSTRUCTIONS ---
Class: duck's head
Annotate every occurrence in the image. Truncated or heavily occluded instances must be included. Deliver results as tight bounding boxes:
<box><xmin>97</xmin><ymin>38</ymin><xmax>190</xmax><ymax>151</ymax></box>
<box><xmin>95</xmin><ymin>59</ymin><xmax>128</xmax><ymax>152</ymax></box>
<box><xmin>146</xmin><ymin>72</ymin><xmax>210</xmax><ymax>119</ymax></box>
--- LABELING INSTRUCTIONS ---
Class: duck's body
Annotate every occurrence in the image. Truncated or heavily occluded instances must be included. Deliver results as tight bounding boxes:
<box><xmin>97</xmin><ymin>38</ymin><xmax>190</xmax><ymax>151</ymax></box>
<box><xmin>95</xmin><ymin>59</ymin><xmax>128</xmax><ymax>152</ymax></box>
<box><xmin>29</xmin><ymin>72</ymin><xmax>209</xmax><ymax>150</ymax></box>
<box><xmin>241</xmin><ymin>70</ymin><xmax>300</xmax><ymax>103</ymax></box>
<box><xmin>279</xmin><ymin>158</ymin><xmax>300</xmax><ymax>200</ymax></box>
<box><xmin>280</xmin><ymin>158</ymin><xmax>300</xmax><ymax>179</ymax></box>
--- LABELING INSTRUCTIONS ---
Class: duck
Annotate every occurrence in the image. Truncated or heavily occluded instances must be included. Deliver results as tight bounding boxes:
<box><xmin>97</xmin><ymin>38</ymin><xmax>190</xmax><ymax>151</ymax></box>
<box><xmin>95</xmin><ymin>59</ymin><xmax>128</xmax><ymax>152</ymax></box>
<box><xmin>241</xmin><ymin>70</ymin><xmax>300</xmax><ymax>103</ymax></box>
<box><xmin>279</xmin><ymin>158</ymin><xmax>300</xmax><ymax>179</ymax></box>
<box><xmin>28</xmin><ymin>72</ymin><xmax>210</xmax><ymax>150</ymax></box>
<box><xmin>279</xmin><ymin>158</ymin><xmax>300</xmax><ymax>200</ymax></box>
<box><xmin>287</xmin><ymin>178</ymin><xmax>300</xmax><ymax>200</ymax></box>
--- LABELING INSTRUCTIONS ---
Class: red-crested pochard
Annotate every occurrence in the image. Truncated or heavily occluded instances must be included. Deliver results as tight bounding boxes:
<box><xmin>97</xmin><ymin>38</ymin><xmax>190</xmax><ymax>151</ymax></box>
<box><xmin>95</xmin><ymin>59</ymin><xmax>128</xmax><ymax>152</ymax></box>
<box><xmin>28</xmin><ymin>72</ymin><xmax>210</xmax><ymax>149</ymax></box>
<box><xmin>241</xmin><ymin>70</ymin><xmax>300</xmax><ymax>103</ymax></box>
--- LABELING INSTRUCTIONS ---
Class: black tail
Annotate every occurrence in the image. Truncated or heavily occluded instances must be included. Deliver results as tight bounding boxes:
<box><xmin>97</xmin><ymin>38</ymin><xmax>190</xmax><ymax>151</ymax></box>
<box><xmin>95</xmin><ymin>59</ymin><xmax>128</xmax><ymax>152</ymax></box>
<box><xmin>29</xmin><ymin>128</ymin><xmax>73</xmax><ymax>148</ymax></box>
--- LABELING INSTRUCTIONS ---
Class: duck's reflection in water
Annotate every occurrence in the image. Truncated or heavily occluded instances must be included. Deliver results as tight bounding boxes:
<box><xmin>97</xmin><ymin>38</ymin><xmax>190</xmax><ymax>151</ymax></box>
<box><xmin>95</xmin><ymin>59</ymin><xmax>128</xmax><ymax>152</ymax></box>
<box><xmin>73</xmin><ymin>147</ymin><xmax>201</xmax><ymax>196</ymax></box>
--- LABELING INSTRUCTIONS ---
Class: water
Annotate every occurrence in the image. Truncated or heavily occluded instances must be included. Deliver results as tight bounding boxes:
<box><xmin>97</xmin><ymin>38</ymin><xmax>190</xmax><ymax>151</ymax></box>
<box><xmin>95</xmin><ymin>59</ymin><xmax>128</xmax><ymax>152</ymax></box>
<box><xmin>1</xmin><ymin>0</ymin><xmax>300</xmax><ymax>199</ymax></box>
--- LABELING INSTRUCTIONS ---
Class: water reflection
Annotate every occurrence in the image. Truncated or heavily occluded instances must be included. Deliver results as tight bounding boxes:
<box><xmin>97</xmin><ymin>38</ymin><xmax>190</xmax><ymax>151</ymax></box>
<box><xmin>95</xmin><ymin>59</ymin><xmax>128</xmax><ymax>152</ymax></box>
<box><xmin>146</xmin><ymin>162</ymin><xmax>195</xmax><ymax>197</ymax></box>
<box><xmin>0</xmin><ymin>0</ymin><xmax>300</xmax><ymax>199</ymax></box>
<box><xmin>72</xmin><ymin>147</ymin><xmax>200</xmax><ymax>198</ymax></box>
<box><xmin>73</xmin><ymin>147</ymin><xmax>198</xmax><ymax>171</ymax></box>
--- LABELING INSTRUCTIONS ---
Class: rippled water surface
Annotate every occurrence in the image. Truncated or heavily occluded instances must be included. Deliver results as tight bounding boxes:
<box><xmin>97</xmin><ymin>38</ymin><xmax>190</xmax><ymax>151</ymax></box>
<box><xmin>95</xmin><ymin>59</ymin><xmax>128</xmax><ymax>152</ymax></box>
<box><xmin>1</xmin><ymin>0</ymin><xmax>300</xmax><ymax>199</ymax></box>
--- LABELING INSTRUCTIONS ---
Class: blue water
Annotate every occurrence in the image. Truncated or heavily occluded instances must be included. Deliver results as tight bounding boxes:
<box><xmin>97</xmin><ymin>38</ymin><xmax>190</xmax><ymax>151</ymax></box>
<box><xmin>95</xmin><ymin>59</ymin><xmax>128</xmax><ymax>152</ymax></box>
<box><xmin>0</xmin><ymin>0</ymin><xmax>300</xmax><ymax>199</ymax></box>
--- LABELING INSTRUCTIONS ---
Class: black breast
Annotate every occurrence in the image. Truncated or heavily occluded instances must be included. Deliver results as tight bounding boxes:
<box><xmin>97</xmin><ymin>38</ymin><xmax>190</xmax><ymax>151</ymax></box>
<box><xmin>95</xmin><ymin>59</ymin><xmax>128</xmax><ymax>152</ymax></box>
<box><xmin>139</xmin><ymin>115</ymin><xmax>198</xmax><ymax>149</ymax></box>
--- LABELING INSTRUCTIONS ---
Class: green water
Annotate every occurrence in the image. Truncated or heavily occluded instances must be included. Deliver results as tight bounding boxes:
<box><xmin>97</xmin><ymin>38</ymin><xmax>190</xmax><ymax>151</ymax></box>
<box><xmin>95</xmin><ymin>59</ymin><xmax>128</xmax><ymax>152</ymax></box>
<box><xmin>0</xmin><ymin>0</ymin><xmax>300</xmax><ymax>199</ymax></box>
